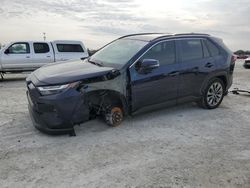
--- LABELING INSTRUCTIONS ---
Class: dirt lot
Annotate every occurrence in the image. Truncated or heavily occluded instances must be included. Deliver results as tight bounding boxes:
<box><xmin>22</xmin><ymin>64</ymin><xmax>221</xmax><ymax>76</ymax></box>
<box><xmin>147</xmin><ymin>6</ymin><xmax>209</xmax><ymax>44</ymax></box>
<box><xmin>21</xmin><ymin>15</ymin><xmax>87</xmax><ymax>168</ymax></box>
<box><xmin>0</xmin><ymin>60</ymin><xmax>249</xmax><ymax>188</ymax></box>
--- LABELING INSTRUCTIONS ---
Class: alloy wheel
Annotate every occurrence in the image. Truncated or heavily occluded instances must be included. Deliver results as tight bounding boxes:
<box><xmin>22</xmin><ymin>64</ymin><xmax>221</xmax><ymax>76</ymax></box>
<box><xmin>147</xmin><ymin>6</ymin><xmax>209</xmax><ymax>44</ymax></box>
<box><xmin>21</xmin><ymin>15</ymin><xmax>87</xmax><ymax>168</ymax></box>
<box><xmin>206</xmin><ymin>82</ymin><xmax>223</xmax><ymax>107</ymax></box>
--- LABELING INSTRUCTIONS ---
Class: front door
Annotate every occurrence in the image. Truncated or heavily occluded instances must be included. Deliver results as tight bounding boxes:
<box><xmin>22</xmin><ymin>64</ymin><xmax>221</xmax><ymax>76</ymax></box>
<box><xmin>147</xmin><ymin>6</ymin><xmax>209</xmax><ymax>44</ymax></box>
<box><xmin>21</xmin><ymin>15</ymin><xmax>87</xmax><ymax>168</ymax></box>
<box><xmin>1</xmin><ymin>42</ymin><xmax>32</xmax><ymax>71</ymax></box>
<box><xmin>129</xmin><ymin>40</ymin><xmax>180</xmax><ymax>111</ymax></box>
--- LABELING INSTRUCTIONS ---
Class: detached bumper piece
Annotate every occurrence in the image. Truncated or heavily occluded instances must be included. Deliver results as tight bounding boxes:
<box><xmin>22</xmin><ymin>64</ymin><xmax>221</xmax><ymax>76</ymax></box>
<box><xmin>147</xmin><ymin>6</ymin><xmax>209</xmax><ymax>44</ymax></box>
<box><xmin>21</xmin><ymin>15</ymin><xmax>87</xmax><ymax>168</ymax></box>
<box><xmin>26</xmin><ymin>83</ymin><xmax>89</xmax><ymax>136</ymax></box>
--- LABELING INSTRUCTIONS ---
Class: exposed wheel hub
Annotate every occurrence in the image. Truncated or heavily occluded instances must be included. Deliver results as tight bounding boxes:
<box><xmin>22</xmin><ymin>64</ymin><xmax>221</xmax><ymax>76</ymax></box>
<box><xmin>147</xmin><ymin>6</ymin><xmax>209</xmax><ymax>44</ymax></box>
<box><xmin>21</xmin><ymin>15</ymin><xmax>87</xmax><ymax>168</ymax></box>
<box><xmin>105</xmin><ymin>107</ymin><xmax>123</xmax><ymax>127</ymax></box>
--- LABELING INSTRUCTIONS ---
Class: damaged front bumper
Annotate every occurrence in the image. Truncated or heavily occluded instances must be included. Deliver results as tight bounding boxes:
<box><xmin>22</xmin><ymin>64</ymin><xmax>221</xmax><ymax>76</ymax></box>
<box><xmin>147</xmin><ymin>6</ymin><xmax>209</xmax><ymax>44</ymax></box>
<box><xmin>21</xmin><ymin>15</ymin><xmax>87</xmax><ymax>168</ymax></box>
<box><xmin>26</xmin><ymin>82</ymin><xmax>90</xmax><ymax>135</ymax></box>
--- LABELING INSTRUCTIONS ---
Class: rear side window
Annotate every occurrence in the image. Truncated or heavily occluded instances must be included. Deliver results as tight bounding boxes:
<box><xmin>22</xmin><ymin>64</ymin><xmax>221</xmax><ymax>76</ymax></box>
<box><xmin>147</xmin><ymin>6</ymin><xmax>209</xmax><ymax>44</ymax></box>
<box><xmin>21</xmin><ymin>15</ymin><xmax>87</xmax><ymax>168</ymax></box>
<box><xmin>141</xmin><ymin>40</ymin><xmax>176</xmax><ymax>65</ymax></box>
<box><xmin>34</xmin><ymin>43</ymin><xmax>50</xmax><ymax>53</ymax></box>
<box><xmin>180</xmin><ymin>39</ymin><xmax>203</xmax><ymax>61</ymax></box>
<box><xmin>8</xmin><ymin>43</ymin><xmax>30</xmax><ymax>54</ymax></box>
<box><xmin>56</xmin><ymin>44</ymin><xmax>84</xmax><ymax>52</ymax></box>
<box><xmin>205</xmin><ymin>39</ymin><xmax>220</xmax><ymax>57</ymax></box>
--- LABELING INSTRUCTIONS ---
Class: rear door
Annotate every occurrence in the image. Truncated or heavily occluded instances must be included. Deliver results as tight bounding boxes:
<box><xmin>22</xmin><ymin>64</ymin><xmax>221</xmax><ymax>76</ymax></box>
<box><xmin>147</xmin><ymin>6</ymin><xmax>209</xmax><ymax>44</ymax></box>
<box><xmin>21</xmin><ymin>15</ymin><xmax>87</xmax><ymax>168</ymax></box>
<box><xmin>1</xmin><ymin>42</ymin><xmax>33</xmax><ymax>71</ymax></box>
<box><xmin>129</xmin><ymin>40</ymin><xmax>180</xmax><ymax>111</ymax></box>
<box><xmin>177</xmin><ymin>38</ymin><xmax>217</xmax><ymax>99</ymax></box>
<box><xmin>31</xmin><ymin>42</ymin><xmax>54</xmax><ymax>68</ymax></box>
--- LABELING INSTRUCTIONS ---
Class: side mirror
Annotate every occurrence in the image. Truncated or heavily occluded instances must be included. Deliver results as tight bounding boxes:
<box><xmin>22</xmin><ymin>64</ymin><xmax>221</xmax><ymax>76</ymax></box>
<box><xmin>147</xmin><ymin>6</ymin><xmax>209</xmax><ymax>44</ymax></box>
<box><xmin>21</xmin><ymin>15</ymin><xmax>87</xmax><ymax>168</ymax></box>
<box><xmin>4</xmin><ymin>49</ymin><xmax>10</xmax><ymax>54</ymax></box>
<box><xmin>137</xmin><ymin>59</ymin><xmax>160</xmax><ymax>74</ymax></box>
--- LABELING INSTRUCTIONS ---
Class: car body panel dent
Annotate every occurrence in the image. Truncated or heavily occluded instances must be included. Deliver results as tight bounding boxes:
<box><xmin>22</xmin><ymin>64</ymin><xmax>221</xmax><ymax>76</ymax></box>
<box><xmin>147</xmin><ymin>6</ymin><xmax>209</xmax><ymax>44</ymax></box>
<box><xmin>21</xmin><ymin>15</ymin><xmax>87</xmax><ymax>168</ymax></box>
<box><xmin>83</xmin><ymin>73</ymin><xmax>127</xmax><ymax>96</ymax></box>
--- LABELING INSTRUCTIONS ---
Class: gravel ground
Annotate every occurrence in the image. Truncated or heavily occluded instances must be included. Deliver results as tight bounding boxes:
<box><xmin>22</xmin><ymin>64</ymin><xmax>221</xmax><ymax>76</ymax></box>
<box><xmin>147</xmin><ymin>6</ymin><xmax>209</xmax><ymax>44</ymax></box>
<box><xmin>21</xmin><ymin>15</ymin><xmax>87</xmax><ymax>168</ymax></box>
<box><xmin>0</xmin><ymin>60</ymin><xmax>250</xmax><ymax>188</ymax></box>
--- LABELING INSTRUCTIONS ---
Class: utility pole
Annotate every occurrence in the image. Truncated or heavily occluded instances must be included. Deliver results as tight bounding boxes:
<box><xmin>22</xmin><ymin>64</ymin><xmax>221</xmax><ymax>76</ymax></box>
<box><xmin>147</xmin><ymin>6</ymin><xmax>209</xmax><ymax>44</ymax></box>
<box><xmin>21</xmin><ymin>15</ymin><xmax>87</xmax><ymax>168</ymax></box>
<box><xmin>43</xmin><ymin>32</ymin><xmax>46</xmax><ymax>41</ymax></box>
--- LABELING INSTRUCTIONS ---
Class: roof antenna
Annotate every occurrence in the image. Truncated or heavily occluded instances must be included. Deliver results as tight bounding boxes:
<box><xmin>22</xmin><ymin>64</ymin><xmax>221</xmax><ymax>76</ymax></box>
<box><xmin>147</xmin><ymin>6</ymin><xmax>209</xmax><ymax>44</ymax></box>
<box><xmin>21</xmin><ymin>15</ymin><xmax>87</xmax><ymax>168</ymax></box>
<box><xmin>43</xmin><ymin>32</ymin><xmax>46</xmax><ymax>41</ymax></box>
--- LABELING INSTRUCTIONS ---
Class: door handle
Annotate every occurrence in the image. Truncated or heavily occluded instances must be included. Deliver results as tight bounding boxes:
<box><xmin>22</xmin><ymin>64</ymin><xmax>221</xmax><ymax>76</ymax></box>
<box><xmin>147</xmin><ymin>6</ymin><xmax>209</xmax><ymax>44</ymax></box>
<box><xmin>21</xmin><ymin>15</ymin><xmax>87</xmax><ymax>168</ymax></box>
<box><xmin>26</xmin><ymin>56</ymin><xmax>30</xmax><ymax>58</ymax></box>
<box><xmin>46</xmin><ymin>56</ymin><xmax>51</xmax><ymax>58</ymax></box>
<box><xmin>169</xmin><ymin>71</ymin><xmax>180</xmax><ymax>77</ymax></box>
<box><xmin>205</xmin><ymin>62</ymin><xmax>214</xmax><ymax>68</ymax></box>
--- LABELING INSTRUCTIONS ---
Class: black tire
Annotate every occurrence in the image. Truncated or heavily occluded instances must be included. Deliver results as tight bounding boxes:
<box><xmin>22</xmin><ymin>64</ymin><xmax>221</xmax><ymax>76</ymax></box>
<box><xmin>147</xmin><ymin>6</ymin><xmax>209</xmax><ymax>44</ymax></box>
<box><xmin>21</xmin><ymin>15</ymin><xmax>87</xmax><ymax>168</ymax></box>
<box><xmin>243</xmin><ymin>64</ymin><xmax>250</xmax><ymax>69</ymax></box>
<box><xmin>198</xmin><ymin>78</ymin><xmax>225</xmax><ymax>109</ymax></box>
<box><xmin>104</xmin><ymin>105</ymin><xmax>124</xmax><ymax>127</ymax></box>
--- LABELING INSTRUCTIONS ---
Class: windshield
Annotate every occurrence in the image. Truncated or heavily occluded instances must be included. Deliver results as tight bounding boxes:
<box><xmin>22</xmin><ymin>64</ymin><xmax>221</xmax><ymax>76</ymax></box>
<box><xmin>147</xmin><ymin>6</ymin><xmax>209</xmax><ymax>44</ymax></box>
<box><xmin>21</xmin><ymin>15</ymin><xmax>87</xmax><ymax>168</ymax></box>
<box><xmin>89</xmin><ymin>39</ymin><xmax>148</xmax><ymax>68</ymax></box>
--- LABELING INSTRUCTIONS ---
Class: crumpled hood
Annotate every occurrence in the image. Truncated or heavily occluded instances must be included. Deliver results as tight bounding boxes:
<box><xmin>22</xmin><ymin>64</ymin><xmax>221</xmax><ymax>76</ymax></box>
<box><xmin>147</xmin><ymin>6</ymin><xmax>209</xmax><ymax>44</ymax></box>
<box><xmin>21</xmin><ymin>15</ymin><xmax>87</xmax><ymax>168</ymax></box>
<box><xmin>28</xmin><ymin>59</ymin><xmax>117</xmax><ymax>86</ymax></box>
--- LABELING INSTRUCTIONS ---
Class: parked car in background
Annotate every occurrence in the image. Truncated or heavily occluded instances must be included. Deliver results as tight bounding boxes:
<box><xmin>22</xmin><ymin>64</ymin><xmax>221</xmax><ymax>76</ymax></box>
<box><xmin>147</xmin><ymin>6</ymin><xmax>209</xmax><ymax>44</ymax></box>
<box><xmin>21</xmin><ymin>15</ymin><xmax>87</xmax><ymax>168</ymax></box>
<box><xmin>0</xmin><ymin>40</ymin><xmax>88</xmax><ymax>78</ymax></box>
<box><xmin>237</xmin><ymin>54</ymin><xmax>249</xmax><ymax>59</ymax></box>
<box><xmin>26</xmin><ymin>33</ymin><xmax>235</xmax><ymax>135</ymax></box>
<box><xmin>243</xmin><ymin>57</ymin><xmax>250</xmax><ymax>68</ymax></box>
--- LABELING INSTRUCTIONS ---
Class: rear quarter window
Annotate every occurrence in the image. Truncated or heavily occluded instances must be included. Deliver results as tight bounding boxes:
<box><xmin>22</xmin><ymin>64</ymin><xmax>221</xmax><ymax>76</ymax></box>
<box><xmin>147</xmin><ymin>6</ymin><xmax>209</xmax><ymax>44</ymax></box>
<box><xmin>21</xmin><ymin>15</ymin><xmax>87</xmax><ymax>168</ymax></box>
<box><xmin>56</xmin><ymin>44</ymin><xmax>84</xmax><ymax>52</ymax></box>
<box><xmin>205</xmin><ymin>39</ymin><xmax>220</xmax><ymax>57</ymax></box>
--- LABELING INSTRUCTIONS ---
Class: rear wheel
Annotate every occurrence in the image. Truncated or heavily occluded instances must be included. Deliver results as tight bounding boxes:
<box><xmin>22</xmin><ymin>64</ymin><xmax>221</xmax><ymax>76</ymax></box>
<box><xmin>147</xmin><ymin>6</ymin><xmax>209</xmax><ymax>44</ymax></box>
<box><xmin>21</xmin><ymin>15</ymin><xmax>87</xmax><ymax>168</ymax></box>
<box><xmin>198</xmin><ymin>78</ymin><xmax>225</xmax><ymax>109</ymax></box>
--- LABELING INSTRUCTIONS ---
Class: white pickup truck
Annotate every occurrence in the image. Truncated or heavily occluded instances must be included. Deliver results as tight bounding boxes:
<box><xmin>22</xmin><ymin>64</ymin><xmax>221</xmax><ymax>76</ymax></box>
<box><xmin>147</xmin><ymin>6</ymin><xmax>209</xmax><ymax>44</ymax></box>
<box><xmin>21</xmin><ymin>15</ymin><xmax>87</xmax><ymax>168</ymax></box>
<box><xmin>0</xmin><ymin>40</ymin><xmax>89</xmax><ymax>78</ymax></box>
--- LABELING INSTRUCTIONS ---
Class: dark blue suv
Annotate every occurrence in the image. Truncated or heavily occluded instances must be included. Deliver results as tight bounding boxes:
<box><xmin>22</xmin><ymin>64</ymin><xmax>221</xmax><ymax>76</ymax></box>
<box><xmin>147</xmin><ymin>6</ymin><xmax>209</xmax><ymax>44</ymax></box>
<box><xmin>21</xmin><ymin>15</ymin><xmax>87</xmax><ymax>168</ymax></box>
<box><xmin>26</xmin><ymin>33</ymin><xmax>235</xmax><ymax>135</ymax></box>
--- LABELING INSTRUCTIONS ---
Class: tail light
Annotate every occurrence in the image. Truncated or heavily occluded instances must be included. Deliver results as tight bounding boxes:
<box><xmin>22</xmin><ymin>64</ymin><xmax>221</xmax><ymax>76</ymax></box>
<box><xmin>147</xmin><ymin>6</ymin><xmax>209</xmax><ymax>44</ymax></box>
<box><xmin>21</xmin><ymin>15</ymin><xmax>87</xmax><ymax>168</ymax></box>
<box><xmin>231</xmin><ymin>55</ymin><xmax>237</xmax><ymax>63</ymax></box>
<box><xmin>230</xmin><ymin>55</ymin><xmax>236</xmax><ymax>73</ymax></box>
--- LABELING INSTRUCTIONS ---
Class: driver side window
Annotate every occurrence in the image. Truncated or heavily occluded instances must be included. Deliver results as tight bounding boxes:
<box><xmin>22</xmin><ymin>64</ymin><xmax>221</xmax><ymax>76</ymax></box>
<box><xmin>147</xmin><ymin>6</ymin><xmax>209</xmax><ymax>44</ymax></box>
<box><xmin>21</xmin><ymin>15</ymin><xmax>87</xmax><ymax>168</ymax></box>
<box><xmin>8</xmin><ymin>43</ymin><xmax>30</xmax><ymax>54</ymax></box>
<box><xmin>140</xmin><ymin>40</ymin><xmax>176</xmax><ymax>66</ymax></box>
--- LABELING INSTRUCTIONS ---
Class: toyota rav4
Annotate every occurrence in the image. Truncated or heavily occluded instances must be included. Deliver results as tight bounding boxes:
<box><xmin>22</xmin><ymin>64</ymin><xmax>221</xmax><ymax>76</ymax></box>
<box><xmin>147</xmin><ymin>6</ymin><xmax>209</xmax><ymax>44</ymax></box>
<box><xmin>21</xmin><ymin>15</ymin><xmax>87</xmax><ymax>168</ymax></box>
<box><xmin>26</xmin><ymin>33</ymin><xmax>235</xmax><ymax>135</ymax></box>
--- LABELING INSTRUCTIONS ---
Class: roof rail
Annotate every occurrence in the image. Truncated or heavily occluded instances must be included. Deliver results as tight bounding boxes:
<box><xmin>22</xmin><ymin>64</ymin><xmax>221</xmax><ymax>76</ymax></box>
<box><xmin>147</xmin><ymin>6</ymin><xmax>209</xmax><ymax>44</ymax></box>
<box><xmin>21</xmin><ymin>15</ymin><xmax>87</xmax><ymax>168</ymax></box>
<box><xmin>118</xmin><ymin>32</ymin><xmax>210</xmax><ymax>41</ymax></box>
<box><xmin>118</xmin><ymin>33</ymin><xmax>165</xmax><ymax>39</ymax></box>
<box><xmin>151</xmin><ymin>33</ymin><xmax>210</xmax><ymax>42</ymax></box>
<box><xmin>174</xmin><ymin>33</ymin><xmax>210</xmax><ymax>36</ymax></box>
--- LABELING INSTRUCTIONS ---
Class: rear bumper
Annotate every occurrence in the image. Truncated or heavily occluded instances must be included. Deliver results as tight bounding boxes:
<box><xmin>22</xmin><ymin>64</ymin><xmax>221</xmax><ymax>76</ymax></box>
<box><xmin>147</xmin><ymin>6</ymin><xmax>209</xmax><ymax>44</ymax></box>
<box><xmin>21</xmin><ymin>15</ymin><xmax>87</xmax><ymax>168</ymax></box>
<box><xmin>26</xmin><ymin>86</ymin><xmax>90</xmax><ymax>135</ymax></box>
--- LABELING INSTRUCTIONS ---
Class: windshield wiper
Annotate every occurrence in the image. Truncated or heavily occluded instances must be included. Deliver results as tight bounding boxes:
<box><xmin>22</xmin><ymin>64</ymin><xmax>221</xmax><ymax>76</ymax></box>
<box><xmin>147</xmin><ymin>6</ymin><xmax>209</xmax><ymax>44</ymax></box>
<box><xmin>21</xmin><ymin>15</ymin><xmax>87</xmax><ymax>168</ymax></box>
<box><xmin>88</xmin><ymin>59</ymin><xmax>103</xmax><ymax>67</ymax></box>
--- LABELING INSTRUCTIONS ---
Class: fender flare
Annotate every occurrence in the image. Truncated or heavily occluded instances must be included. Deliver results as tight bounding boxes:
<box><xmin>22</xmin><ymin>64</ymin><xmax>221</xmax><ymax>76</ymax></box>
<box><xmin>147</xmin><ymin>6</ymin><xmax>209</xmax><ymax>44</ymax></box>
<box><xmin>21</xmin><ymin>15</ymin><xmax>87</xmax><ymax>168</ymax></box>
<box><xmin>200</xmin><ymin>71</ymin><xmax>228</xmax><ymax>95</ymax></box>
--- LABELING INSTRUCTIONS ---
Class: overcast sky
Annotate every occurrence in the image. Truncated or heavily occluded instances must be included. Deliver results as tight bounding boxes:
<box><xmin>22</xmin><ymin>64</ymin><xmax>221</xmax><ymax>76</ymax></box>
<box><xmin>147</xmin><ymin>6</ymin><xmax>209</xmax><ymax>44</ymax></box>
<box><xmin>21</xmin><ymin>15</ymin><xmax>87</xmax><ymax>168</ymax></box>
<box><xmin>0</xmin><ymin>0</ymin><xmax>249</xmax><ymax>51</ymax></box>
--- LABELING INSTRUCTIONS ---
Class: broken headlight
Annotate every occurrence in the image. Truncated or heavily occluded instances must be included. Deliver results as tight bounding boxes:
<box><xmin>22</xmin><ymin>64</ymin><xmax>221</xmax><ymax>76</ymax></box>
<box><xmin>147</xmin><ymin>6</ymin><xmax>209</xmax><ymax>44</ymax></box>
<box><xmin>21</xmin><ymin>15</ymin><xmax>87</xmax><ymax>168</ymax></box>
<box><xmin>37</xmin><ymin>82</ymin><xmax>79</xmax><ymax>96</ymax></box>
